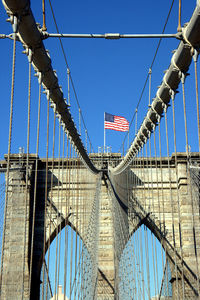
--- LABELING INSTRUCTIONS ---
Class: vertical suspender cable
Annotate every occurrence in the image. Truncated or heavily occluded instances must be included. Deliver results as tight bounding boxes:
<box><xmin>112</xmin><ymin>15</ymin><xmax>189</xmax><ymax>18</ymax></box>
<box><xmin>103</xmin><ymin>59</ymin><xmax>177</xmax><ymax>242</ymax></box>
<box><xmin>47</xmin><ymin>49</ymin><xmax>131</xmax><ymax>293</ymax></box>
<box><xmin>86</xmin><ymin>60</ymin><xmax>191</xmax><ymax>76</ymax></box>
<box><xmin>138</xmin><ymin>149</ymin><xmax>145</xmax><ymax>299</ymax></box>
<box><xmin>148</xmin><ymin>69</ymin><xmax>152</xmax><ymax>107</ymax></box>
<box><xmin>67</xmin><ymin>68</ymin><xmax>71</xmax><ymax>106</ymax></box>
<box><xmin>135</xmin><ymin>151</ymin><xmax>143</xmax><ymax>298</ymax></box>
<box><xmin>73</xmin><ymin>150</ymin><xmax>78</xmax><ymax>300</ymax></box>
<box><xmin>69</xmin><ymin>147</ymin><xmax>75</xmax><ymax>300</ymax></box>
<box><xmin>79</xmin><ymin>108</ymin><xmax>81</xmax><ymax>136</ymax></box>
<box><xmin>42</xmin><ymin>0</ymin><xmax>47</xmax><ymax>31</ymax></box>
<box><xmin>56</xmin><ymin>128</ymin><xmax>65</xmax><ymax>299</ymax></box>
<box><xmin>164</xmin><ymin>107</ymin><xmax>180</xmax><ymax>299</ymax></box>
<box><xmin>81</xmin><ymin>148</ymin><xmax>85</xmax><ymax>299</ymax></box>
<box><xmin>85</xmin><ymin>130</ymin><xmax>87</xmax><ymax>153</ymax></box>
<box><xmin>45</xmin><ymin>110</ymin><xmax>56</xmax><ymax>300</ymax></box>
<box><xmin>74</xmin><ymin>152</ymin><xmax>79</xmax><ymax>299</ymax></box>
<box><xmin>145</xmin><ymin>143</ymin><xmax>151</xmax><ymax>299</ymax></box>
<box><xmin>153</xmin><ymin>130</ymin><xmax>166</xmax><ymax>296</ymax></box>
<box><xmin>63</xmin><ymin>134</ymin><xmax>69</xmax><ymax>299</ymax></box>
<box><xmin>0</xmin><ymin>25</ymin><xmax>17</xmax><ymax>296</ymax></box>
<box><xmin>77</xmin><ymin>154</ymin><xmax>82</xmax><ymax>299</ymax></box>
<box><xmin>135</xmin><ymin>108</ymin><xmax>138</xmax><ymax>137</ymax></box>
<box><xmin>181</xmin><ymin>74</ymin><xmax>189</xmax><ymax>153</ymax></box>
<box><xmin>29</xmin><ymin>72</ymin><xmax>42</xmax><ymax>298</ymax></box>
<box><xmin>55</xmin><ymin>120</ymin><xmax>61</xmax><ymax>300</ymax></box>
<box><xmin>139</xmin><ymin>225</ymin><xmax>145</xmax><ymax>299</ymax></box>
<box><xmin>193</xmin><ymin>50</ymin><xmax>200</xmax><ymax>152</ymax></box>
<box><xmin>22</xmin><ymin>51</ymin><xmax>32</xmax><ymax>300</ymax></box>
<box><xmin>127</xmin><ymin>129</ymin><xmax>129</xmax><ymax>151</ymax></box>
<box><xmin>177</xmin><ymin>0</ymin><xmax>182</xmax><ymax>32</ymax></box>
<box><xmin>42</xmin><ymin>93</ymin><xmax>50</xmax><ymax>299</ymax></box>
<box><xmin>158</xmin><ymin>121</ymin><xmax>170</xmax><ymax>296</ymax></box>
<box><xmin>149</xmin><ymin>137</ymin><xmax>159</xmax><ymax>297</ymax></box>
<box><xmin>181</xmin><ymin>73</ymin><xmax>200</xmax><ymax>296</ymax></box>
<box><xmin>171</xmin><ymin>91</ymin><xmax>185</xmax><ymax>298</ymax></box>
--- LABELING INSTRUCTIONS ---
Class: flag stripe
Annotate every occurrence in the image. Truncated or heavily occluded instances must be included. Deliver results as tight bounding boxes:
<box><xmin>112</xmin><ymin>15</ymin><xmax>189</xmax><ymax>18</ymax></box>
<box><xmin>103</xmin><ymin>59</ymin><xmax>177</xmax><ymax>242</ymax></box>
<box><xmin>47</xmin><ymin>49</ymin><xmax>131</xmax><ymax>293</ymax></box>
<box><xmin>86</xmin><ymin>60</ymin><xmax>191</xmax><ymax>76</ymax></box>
<box><xmin>104</xmin><ymin>113</ymin><xmax>129</xmax><ymax>132</ymax></box>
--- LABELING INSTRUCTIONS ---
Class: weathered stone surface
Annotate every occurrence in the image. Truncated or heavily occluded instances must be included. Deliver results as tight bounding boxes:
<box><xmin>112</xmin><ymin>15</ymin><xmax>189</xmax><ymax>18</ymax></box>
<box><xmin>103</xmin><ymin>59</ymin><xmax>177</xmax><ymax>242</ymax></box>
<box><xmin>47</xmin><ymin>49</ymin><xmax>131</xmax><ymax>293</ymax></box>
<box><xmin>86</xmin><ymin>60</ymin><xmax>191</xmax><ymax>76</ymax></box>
<box><xmin>1</xmin><ymin>153</ymin><xmax>200</xmax><ymax>299</ymax></box>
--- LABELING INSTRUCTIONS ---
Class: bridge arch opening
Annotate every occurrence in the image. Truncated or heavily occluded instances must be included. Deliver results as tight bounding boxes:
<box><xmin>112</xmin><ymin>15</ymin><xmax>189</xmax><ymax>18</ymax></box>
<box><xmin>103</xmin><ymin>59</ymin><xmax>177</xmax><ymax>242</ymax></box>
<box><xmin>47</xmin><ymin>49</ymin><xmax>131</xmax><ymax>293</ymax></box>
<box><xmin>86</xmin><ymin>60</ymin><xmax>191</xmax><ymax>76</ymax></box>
<box><xmin>40</xmin><ymin>224</ymin><xmax>96</xmax><ymax>300</ymax></box>
<box><xmin>119</xmin><ymin>224</ymin><xmax>172</xmax><ymax>299</ymax></box>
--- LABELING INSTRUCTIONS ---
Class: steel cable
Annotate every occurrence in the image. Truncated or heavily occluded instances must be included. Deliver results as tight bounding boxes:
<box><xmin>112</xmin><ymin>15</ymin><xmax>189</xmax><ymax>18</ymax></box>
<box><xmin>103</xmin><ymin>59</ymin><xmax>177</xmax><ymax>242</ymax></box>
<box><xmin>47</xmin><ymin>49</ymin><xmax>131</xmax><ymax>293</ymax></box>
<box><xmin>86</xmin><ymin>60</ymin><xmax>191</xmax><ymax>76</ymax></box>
<box><xmin>48</xmin><ymin>0</ymin><xmax>95</xmax><ymax>153</ymax></box>
<box><xmin>29</xmin><ymin>72</ymin><xmax>42</xmax><ymax>299</ymax></box>
<box><xmin>181</xmin><ymin>75</ymin><xmax>200</xmax><ymax>296</ymax></box>
<box><xmin>171</xmin><ymin>93</ymin><xmax>185</xmax><ymax>298</ymax></box>
<box><xmin>22</xmin><ymin>55</ymin><xmax>32</xmax><ymax>300</ymax></box>
<box><xmin>120</xmin><ymin>0</ymin><xmax>175</xmax><ymax>152</ymax></box>
<box><xmin>164</xmin><ymin>108</ymin><xmax>180</xmax><ymax>299</ymax></box>
<box><xmin>0</xmin><ymin>29</ymin><xmax>17</xmax><ymax>297</ymax></box>
<box><xmin>41</xmin><ymin>95</ymin><xmax>50</xmax><ymax>299</ymax></box>
<box><xmin>45</xmin><ymin>110</ymin><xmax>56</xmax><ymax>300</ymax></box>
<box><xmin>193</xmin><ymin>50</ymin><xmax>200</xmax><ymax>152</ymax></box>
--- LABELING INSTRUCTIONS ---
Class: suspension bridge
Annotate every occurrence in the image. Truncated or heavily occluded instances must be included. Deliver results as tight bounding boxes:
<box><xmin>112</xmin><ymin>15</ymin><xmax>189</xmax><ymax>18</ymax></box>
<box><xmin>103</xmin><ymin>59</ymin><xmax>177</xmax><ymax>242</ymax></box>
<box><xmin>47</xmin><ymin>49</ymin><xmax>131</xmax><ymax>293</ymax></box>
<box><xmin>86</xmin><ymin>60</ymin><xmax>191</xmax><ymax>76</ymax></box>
<box><xmin>0</xmin><ymin>0</ymin><xmax>200</xmax><ymax>299</ymax></box>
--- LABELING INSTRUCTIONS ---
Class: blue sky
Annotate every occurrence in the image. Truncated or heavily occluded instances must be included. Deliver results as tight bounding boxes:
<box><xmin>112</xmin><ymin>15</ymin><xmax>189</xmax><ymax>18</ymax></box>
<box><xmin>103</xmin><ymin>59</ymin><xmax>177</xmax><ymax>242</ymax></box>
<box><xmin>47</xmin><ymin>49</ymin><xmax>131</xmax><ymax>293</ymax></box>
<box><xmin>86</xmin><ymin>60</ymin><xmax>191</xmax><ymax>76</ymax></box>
<box><xmin>0</xmin><ymin>0</ymin><xmax>198</xmax><ymax>158</ymax></box>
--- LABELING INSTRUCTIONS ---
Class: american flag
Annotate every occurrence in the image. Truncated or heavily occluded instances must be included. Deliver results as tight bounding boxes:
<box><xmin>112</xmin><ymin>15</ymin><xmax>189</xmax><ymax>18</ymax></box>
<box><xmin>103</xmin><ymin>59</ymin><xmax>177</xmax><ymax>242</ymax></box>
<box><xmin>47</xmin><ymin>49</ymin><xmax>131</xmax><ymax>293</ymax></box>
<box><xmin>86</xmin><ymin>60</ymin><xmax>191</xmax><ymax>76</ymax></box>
<box><xmin>104</xmin><ymin>112</ymin><xmax>129</xmax><ymax>132</ymax></box>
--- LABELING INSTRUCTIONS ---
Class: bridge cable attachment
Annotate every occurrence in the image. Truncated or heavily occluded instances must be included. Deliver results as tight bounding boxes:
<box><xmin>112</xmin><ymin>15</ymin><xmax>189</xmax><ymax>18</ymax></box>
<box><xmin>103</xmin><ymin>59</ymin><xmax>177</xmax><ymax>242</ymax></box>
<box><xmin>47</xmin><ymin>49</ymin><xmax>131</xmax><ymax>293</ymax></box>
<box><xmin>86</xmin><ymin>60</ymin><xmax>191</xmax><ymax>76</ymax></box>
<box><xmin>6</xmin><ymin>15</ymin><xmax>19</xmax><ymax>34</ymax></box>
<box><xmin>35</xmin><ymin>71</ymin><xmax>43</xmax><ymax>85</ymax></box>
<box><xmin>22</xmin><ymin>47</ymin><xmax>33</xmax><ymax>63</ymax></box>
<box><xmin>169</xmin><ymin>89</ymin><xmax>175</xmax><ymax>102</ymax></box>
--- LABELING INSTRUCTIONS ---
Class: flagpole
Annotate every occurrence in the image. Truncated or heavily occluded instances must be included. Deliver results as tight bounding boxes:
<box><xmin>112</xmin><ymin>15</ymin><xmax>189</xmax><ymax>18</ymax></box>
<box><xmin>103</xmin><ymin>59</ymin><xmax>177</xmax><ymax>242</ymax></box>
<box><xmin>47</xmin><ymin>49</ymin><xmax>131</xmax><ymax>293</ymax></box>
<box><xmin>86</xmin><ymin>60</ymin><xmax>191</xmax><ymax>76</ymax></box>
<box><xmin>104</xmin><ymin>112</ymin><xmax>106</xmax><ymax>153</ymax></box>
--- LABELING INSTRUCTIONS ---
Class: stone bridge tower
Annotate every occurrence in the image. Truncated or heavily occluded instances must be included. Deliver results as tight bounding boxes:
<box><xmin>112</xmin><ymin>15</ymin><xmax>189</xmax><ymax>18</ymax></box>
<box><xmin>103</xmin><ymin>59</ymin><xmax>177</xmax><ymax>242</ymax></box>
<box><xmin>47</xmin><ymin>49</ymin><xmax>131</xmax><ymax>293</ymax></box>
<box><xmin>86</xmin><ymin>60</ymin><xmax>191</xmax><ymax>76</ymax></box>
<box><xmin>0</xmin><ymin>153</ymin><xmax>200</xmax><ymax>299</ymax></box>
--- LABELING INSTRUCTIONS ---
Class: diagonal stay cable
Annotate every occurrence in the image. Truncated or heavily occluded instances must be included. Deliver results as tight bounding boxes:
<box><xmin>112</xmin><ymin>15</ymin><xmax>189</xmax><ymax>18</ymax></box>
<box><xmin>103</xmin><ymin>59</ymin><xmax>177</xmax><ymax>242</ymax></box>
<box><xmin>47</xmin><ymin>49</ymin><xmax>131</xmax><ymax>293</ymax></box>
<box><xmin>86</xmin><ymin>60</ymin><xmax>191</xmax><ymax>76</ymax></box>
<box><xmin>120</xmin><ymin>0</ymin><xmax>175</xmax><ymax>152</ymax></box>
<box><xmin>2</xmin><ymin>1</ymin><xmax>99</xmax><ymax>174</ymax></box>
<box><xmin>48</xmin><ymin>0</ymin><xmax>95</xmax><ymax>153</ymax></box>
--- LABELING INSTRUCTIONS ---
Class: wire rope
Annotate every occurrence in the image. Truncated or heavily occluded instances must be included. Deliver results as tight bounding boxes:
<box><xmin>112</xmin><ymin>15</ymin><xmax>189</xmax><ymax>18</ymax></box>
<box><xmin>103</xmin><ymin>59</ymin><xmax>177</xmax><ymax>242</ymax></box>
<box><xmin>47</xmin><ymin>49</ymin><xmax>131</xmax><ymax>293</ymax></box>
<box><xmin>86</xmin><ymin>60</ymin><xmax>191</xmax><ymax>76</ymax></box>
<box><xmin>56</xmin><ymin>126</ymin><xmax>65</xmax><ymax>300</ymax></box>
<box><xmin>54</xmin><ymin>120</ymin><xmax>61</xmax><ymax>300</ymax></box>
<box><xmin>45</xmin><ymin>110</ymin><xmax>56</xmax><ymax>300</ymax></box>
<box><xmin>153</xmin><ymin>130</ymin><xmax>166</xmax><ymax>297</ymax></box>
<box><xmin>29</xmin><ymin>72</ymin><xmax>42</xmax><ymax>299</ymax></box>
<box><xmin>0</xmin><ymin>27</ymin><xmax>17</xmax><ymax>297</ymax></box>
<box><xmin>120</xmin><ymin>0</ymin><xmax>175</xmax><ymax>152</ymax></box>
<box><xmin>144</xmin><ymin>143</ymin><xmax>151</xmax><ymax>299</ymax></box>
<box><xmin>42</xmin><ymin>0</ymin><xmax>47</xmax><ymax>31</ymax></box>
<box><xmin>164</xmin><ymin>107</ymin><xmax>180</xmax><ymax>299</ymax></box>
<box><xmin>63</xmin><ymin>134</ymin><xmax>69</xmax><ymax>299</ymax></box>
<box><xmin>41</xmin><ymin>94</ymin><xmax>50</xmax><ymax>299</ymax></box>
<box><xmin>181</xmin><ymin>73</ymin><xmax>200</xmax><ymax>296</ymax></box>
<box><xmin>148</xmin><ymin>137</ymin><xmax>159</xmax><ymax>298</ymax></box>
<box><xmin>22</xmin><ymin>53</ymin><xmax>32</xmax><ymax>300</ymax></box>
<box><xmin>171</xmin><ymin>91</ymin><xmax>185</xmax><ymax>298</ymax></box>
<box><xmin>158</xmin><ymin>122</ymin><xmax>170</xmax><ymax>298</ymax></box>
<box><xmin>48</xmin><ymin>0</ymin><xmax>95</xmax><ymax>153</ymax></box>
<box><xmin>193</xmin><ymin>50</ymin><xmax>200</xmax><ymax>152</ymax></box>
